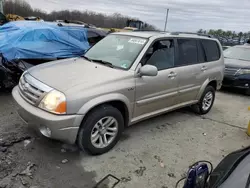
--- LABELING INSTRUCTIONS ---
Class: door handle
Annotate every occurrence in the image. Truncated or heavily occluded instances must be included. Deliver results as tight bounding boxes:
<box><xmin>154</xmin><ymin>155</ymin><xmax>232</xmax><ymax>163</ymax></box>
<box><xmin>201</xmin><ymin>66</ymin><xmax>207</xmax><ymax>71</ymax></box>
<box><xmin>168</xmin><ymin>72</ymin><xmax>177</xmax><ymax>78</ymax></box>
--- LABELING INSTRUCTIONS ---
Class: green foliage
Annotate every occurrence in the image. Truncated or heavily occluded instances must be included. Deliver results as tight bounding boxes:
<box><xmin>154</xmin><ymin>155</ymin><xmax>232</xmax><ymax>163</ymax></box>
<box><xmin>199</xmin><ymin>28</ymin><xmax>250</xmax><ymax>43</ymax></box>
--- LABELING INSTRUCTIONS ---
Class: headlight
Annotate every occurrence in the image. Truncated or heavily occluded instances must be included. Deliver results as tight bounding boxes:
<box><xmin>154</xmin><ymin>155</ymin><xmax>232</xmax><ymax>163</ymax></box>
<box><xmin>236</xmin><ymin>69</ymin><xmax>250</xmax><ymax>75</ymax></box>
<box><xmin>39</xmin><ymin>90</ymin><xmax>66</xmax><ymax>114</ymax></box>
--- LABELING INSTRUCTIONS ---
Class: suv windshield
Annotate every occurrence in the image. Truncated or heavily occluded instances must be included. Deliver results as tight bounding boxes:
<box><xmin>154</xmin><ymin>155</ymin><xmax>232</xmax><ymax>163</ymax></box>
<box><xmin>84</xmin><ymin>34</ymin><xmax>148</xmax><ymax>69</ymax></box>
<box><xmin>224</xmin><ymin>47</ymin><xmax>250</xmax><ymax>61</ymax></box>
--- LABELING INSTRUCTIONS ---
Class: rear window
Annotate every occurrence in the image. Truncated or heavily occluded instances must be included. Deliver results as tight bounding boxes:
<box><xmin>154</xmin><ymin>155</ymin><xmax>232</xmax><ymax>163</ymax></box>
<box><xmin>176</xmin><ymin>39</ymin><xmax>198</xmax><ymax>66</ymax></box>
<box><xmin>201</xmin><ymin>40</ymin><xmax>221</xmax><ymax>62</ymax></box>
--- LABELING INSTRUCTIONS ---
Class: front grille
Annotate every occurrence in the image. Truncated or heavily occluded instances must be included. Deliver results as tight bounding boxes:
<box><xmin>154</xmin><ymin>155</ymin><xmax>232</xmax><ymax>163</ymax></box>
<box><xmin>19</xmin><ymin>74</ymin><xmax>46</xmax><ymax>105</ymax></box>
<box><xmin>224</xmin><ymin>67</ymin><xmax>239</xmax><ymax>76</ymax></box>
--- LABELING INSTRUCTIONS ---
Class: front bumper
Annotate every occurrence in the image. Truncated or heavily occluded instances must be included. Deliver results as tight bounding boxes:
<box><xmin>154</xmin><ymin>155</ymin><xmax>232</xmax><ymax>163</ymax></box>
<box><xmin>222</xmin><ymin>76</ymin><xmax>250</xmax><ymax>89</ymax></box>
<box><xmin>12</xmin><ymin>86</ymin><xmax>84</xmax><ymax>144</ymax></box>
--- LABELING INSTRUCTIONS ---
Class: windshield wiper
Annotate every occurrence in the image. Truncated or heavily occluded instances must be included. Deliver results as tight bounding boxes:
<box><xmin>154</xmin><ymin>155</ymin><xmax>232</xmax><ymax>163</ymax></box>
<box><xmin>91</xmin><ymin>59</ymin><xmax>114</xmax><ymax>68</ymax></box>
<box><xmin>81</xmin><ymin>55</ymin><xmax>92</xmax><ymax>62</ymax></box>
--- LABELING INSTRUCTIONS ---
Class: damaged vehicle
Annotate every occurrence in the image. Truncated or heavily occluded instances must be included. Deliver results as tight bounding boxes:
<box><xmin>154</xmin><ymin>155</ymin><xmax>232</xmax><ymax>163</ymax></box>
<box><xmin>0</xmin><ymin>21</ymin><xmax>107</xmax><ymax>90</ymax></box>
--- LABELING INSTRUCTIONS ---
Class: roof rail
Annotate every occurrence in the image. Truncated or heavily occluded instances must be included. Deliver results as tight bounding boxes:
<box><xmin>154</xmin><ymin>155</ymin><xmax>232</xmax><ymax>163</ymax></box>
<box><xmin>132</xmin><ymin>30</ymin><xmax>164</xmax><ymax>32</ymax></box>
<box><xmin>170</xmin><ymin>32</ymin><xmax>212</xmax><ymax>38</ymax></box>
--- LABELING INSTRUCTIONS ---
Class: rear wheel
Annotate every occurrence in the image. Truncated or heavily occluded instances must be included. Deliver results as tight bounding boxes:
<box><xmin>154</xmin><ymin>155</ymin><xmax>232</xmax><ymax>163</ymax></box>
<box><xmin>77</xmin><ymin>105</ymin><xmax>124</xmax><ymax>155</ymax></box>
<box><xmin>192</xmin><ymin>86</ymin><xmax>215</xmax><ymax>115</ymax></box>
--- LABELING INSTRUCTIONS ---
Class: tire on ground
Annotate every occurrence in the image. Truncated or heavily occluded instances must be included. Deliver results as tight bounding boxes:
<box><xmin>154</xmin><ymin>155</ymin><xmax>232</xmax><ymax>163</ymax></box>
<box><xmin>192</xmin><ymin>85</ymin><xmax>216</xmax><ymax>115</ymax></box>
<box><xmin>77</xmin><ymin>105</ymin><xmax>124</xmax><ymax>155</ymax></box>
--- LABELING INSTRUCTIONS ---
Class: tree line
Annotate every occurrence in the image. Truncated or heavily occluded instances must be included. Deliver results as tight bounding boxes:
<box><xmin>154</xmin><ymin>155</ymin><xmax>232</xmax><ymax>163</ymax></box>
<box><xmin>3</xmin><ymin>0</ymin><xmax>156</xmax><ymax>30</ymax></box>
<box><xmin>198</xmin><ymin>29</ymin><xmax>250</xmax><ymax>45</ymax></box>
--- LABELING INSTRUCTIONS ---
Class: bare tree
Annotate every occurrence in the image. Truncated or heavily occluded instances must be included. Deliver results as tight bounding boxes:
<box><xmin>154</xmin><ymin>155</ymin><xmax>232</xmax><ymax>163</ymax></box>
<box><xmin>3</xmin><ymin>0</ymin><xmax>156</xmax><ymax>30</ymax></box>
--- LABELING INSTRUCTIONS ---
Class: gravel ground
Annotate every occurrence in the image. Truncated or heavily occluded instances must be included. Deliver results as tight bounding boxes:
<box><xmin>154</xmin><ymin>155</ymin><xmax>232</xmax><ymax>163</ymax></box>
<box><xmin>0</xmin><ymin>89</ymin><xmax>249</xmax><ymax>188</ymax></box>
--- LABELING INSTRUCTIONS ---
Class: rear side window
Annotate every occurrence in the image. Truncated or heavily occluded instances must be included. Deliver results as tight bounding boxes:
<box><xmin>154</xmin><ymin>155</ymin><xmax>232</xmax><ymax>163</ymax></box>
<box><xmin>201</xmin><ymin>40</ymin><xmax>221</xmax><ymax>62</ymax></box>
<box><xmin>176</xmin><ymin>39</ymin><xmax>198</xmax><ymax>66</ymax></box>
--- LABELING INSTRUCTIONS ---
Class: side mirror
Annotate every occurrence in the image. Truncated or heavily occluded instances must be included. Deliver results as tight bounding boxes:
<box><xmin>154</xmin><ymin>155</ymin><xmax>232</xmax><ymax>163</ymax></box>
<box><xmin>139</xmin><ymin>65</ymin><xmax>158</xmax><ymax>77</ymax></box>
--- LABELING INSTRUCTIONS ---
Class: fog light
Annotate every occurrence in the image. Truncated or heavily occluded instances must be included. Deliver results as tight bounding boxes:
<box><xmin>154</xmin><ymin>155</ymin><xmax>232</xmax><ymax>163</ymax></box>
<box><xmin>39</xmin><ymin>125</ymin><xmax>52</xmax><ymax>138</ymax></box>
<box><xmin>245</xmin><ymin>83</ymin><xmax>249</xmax><ymax>87</ymax></box>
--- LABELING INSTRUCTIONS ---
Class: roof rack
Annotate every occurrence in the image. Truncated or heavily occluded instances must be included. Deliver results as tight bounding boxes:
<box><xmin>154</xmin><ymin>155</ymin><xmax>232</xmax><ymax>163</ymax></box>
<box><xmin>170</xmin><ymin>32</ymin><xmax>212</xmax><ymax>38</ymax></box>
<box><xmin>132</xmin><ymin>30</ymin><xmax>164</xmax><ymax>32</ymax></box>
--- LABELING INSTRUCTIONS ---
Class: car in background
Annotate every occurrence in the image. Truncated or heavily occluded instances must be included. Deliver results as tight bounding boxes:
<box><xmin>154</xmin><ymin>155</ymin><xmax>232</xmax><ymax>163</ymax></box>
<box><xmin>0</xmin><ymin>12</ymin><xmax>8</xmax><ymax>26</ymax></box>
<box><xmin>223</xmin><ymin>45</ymin><xmax>250</xmax><ymax>95</ymax></box>
<box><xmin>0</xmin><ymin>21</ymin><xmax>107</xmax><ymax>90</ymax></box>
<box><xmin>12</xmin><ymin>31</ymin><xmax>224</xmax><ymax>155</ymax></box>
<box><xmin>222</xmin><ymin>46</ymin><xmax>230</xmax><ymax>50</ymax></box>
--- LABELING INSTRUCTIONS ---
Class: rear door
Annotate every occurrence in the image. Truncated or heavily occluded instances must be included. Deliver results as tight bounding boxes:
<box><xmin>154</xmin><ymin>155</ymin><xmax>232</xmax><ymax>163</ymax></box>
<box><xmin>197</xmin><ymin>39</ymin><xmax>222</xmax><ymax>86</ymax></box>
<box><xmin>174</xmin><ymin>38</ymin><xmax>202</xmax><ymax>104</ymax></box>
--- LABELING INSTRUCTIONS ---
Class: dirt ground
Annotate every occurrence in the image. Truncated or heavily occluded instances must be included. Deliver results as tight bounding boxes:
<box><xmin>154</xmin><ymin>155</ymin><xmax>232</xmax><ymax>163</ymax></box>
<box><xmin>0</xmin><ymin>89</ymin><xmax>249</xmax><ymax>188</ymax></box>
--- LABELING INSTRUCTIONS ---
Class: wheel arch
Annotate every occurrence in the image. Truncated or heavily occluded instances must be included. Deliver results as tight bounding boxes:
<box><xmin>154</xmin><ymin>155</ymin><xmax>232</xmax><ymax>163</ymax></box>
<box><xmin>196</xmin><ymin>79</ymin><xmax>217</xmax><ymax>100</ymax></box>
<box><xmin>77</xmin><ymin>93</ymin><xmax>131</xmax><ymax>128</ymax></box>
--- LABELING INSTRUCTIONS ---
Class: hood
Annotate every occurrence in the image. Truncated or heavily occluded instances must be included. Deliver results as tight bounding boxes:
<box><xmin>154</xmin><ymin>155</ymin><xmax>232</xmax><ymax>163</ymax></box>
<box><xmin>225</xmin><ymin>58</ymin><xmax>250</xmax><ymax>69</ymax></box>
<box><xmin>27</xmin><ymin>58</ymin><xmax>131</xmax><ymax>92</ymax></box>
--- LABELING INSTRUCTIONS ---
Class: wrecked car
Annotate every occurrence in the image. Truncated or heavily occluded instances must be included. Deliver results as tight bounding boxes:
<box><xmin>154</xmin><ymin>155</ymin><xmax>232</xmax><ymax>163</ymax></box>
<box><xmin>0</xmin><ymin>21</ymin><xmax>107</xmax><ymax>90</ymax></box>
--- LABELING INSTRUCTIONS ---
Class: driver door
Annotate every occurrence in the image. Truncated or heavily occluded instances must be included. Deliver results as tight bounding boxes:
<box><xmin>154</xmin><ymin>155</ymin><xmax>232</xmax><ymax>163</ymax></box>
<box><xmin>133</xmin><ymin>39</ymin><xmax>179</xmax><ymax>121</ymax></box>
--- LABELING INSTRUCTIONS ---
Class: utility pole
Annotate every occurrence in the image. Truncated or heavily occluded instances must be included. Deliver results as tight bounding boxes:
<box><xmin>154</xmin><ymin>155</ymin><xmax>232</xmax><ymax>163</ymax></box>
<box><xmin>0</xmin><ymin>0</ymin><xmax>3</xmax><ymax>14</ymax></box>
<box><xmin>164</xmin><ymin>9</ymin><xmax>169</xmax><ymax>31</ymax></box>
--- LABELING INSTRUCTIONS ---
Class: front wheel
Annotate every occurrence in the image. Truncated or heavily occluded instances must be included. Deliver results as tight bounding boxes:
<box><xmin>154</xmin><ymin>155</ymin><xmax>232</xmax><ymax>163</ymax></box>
<box><xmin>77</xmin><ymin>105</ymin><xmax>124</xmax><ymax>155</ymax></box>
<box><xmin>192</xmin><ymin>86</ymin><xmax>215</xmax><ymax>115</ymax></box>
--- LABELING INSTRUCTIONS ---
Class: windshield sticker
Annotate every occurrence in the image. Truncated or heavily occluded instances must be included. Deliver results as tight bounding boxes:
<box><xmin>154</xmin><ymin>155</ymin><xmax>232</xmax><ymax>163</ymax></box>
<box><xmin>116</xmin><ymin>45</ymin><xmax>124</xmax><ymax>51</ymax></box>
<box><xmin>121</xmin><ymin>64</ymin><xmax>128</xmax><ymax>69</ymax></box>
<box><xmin>128</xmin><ymin>38</ymin><xmax>146</xmax><ymax>45</ymax></box>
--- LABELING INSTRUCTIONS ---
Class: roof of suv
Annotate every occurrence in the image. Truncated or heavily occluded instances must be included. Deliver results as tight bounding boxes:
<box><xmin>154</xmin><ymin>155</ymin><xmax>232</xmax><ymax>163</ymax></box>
<box><xmin>114</xmin><ymin>31</ymin><xmax>215</xmax><ymax>40</ymax></box>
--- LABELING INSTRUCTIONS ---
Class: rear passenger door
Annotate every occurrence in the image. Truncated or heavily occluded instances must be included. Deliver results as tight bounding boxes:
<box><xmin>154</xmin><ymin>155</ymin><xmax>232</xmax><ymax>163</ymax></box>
<box><xmin>174</xmin><ymin>38</ymin><xmax>202</xmax><ymax>104</ymax></box>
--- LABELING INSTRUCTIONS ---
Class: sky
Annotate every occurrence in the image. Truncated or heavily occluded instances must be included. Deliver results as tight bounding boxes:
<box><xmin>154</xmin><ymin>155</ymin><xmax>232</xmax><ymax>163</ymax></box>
<box><xmin>26</xmin><ymin>0</ymin><xmax>250</xmax><ymax>32</ymax></box>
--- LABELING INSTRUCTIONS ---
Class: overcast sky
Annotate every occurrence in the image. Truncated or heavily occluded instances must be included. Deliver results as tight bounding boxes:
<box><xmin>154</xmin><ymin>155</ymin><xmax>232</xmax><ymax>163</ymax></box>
<box><xmin>26</xmin><ymin>0</ymin><xmax>250</xmax><ymax>32</ymax></box>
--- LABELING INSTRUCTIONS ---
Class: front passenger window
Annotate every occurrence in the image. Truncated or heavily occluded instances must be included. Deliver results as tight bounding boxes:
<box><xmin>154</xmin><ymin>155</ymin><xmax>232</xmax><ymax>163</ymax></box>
<box><xmin>146</xmin><ymin>39</ymin><xmax>175</xmax><ymax>71</ymax></box>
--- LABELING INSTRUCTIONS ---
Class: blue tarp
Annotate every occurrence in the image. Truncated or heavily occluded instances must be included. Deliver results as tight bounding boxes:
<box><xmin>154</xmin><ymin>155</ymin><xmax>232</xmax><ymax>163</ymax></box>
<box><xmin>0</xmin><ymin>21</ymin><xmax>90</xmax><ymax>61</ymax></box>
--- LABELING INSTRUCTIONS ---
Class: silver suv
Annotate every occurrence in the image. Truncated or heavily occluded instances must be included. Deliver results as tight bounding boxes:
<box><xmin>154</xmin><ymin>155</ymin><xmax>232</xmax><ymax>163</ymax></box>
<box><xmin>12</xmin><ymin>31</ymin><xmax>224</xmax><ymax>155</ymax></box>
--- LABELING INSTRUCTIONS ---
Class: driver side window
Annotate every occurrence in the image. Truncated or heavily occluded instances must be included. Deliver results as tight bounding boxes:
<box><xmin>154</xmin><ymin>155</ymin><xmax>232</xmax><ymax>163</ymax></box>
<box><xmin>146</xmin><ymin>39</ymin><xmax>175</xmax><ymax>71</ymax></box>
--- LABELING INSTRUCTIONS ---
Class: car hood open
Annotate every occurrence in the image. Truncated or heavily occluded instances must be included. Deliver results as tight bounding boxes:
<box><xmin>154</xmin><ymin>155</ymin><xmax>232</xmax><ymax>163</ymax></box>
<box><xmin>27</xmin><ymin>58</ymin><xmax>131</xmax><ymax>92</ymax></box>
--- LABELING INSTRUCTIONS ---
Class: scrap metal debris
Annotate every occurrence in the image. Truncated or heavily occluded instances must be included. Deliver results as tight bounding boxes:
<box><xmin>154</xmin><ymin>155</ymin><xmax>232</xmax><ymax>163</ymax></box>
<box><xmin>23</xmin><ymin>140</ymin><xmax>31</xmax><ymax>148</ymax></box>
<box><xmin>19</xmin><ymin>162</ymin><xmax>36</xmax><ymax>177</ymax></box>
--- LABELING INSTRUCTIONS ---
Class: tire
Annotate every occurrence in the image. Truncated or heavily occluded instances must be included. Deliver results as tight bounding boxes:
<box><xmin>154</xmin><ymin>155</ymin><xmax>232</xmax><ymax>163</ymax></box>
<box><xmin>77</xmin><ymin>105</ymin><xmax>124</xmax><ymax>155</ymax></box>
<box><xmin>192</xmin><ymin>86</ymin><xmax>215</xmax><ymax>115</ymax></box>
